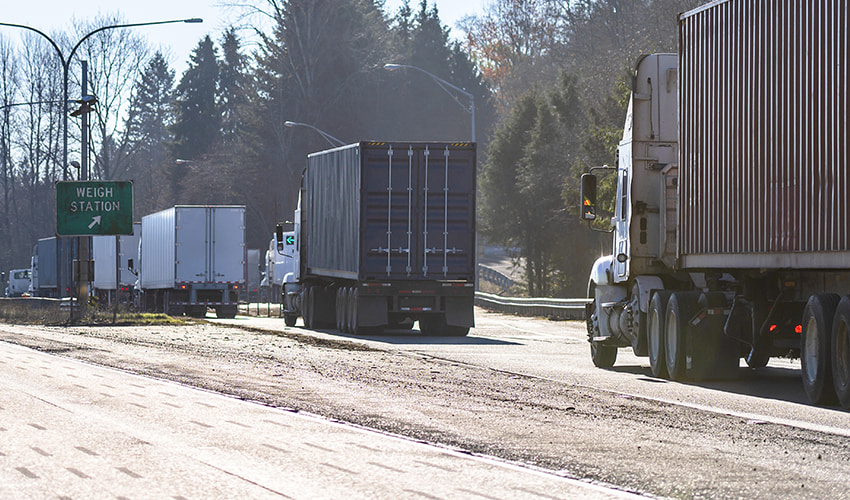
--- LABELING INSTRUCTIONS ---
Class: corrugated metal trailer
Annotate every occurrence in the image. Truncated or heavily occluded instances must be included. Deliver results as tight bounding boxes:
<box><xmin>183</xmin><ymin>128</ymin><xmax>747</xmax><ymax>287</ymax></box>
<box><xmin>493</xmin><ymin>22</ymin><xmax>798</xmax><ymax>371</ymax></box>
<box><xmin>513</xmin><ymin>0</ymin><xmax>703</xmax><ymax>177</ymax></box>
<box><xmin>579</xmin><ymin>0</ymin><xmax>850</xmax><ymax>407</ymax></box>
<box><xmin>679</xmin><ymin>0</ymin><xmax>850</xmax><ymax>268</ymax></box>
<box><xmin>303</xmin><ymin>142</ymin><xmax>476</xmax><ymax>281</ymax></box>
<box><xmin>294</xmin><ymin>141</ymin><xmax>476</xmax><ymax>336</ymax></box>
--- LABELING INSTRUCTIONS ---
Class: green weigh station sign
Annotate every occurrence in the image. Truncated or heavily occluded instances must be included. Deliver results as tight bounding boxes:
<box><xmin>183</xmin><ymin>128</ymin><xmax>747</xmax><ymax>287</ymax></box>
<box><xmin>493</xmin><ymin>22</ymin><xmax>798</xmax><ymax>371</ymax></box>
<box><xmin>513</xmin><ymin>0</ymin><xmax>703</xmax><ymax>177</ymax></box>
<box><xmin>56</xmin><ymin>181</ymin><xmax>133</xmax><ymax>236</ymax></box>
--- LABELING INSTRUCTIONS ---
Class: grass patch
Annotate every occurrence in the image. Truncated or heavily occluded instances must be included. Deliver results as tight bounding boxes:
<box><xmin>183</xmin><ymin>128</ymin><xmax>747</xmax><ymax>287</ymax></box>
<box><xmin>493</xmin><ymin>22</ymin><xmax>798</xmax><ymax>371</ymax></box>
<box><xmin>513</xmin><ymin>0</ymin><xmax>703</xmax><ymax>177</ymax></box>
<box><xmin>86</xmin><ymin>311</ymin><xmax>190</xmax><ymax>326</ymax></box>
<box><xmin>0</xmin><ymin>298</ymin><xmax>191</xmax><ymax>326</ymax></box>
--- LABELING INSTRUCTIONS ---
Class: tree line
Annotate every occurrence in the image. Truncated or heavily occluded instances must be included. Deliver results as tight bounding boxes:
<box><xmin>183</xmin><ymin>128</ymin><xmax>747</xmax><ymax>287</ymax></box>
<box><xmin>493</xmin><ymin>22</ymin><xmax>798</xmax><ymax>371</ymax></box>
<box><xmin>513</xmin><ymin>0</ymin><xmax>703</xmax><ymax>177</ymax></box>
<box><xmin>0</xmin><ymin>0</ymin><xmax>704</xmax><ymax>297</ymax></box>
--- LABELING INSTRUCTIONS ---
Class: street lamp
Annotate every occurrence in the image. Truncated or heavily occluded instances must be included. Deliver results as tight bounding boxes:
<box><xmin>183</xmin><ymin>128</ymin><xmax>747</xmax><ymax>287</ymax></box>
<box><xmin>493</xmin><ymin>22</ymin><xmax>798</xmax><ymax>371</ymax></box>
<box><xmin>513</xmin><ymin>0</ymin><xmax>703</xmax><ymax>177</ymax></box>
<box><xmin>383</xmin><ymin>63</ymin><xmax>475</xmax><ymax>143</ymax></box>
<box><xmin>284</xmin><ymin>121</ymin><xmax>345</xmax><ymax>148</ymax></box>
<box><xmin>0</xmin><ymin>18</ymin><xmax>203</xmax><ymax>181</ymax></box>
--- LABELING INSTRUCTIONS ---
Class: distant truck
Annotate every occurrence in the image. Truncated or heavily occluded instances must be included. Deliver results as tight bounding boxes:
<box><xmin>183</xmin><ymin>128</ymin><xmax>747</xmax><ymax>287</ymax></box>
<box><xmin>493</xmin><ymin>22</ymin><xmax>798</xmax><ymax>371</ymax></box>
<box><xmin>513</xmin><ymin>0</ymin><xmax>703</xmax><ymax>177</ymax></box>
<box><xmin>5</xmin><ymin>268</ymin><xmax>31</xmax><ymax>297</ymax></box>
<box><xmin>580</xmin><ymin>1</ymin><xmax>850</xmax><ymax>407</ymax></box>
<box><xmin>92</xmin><ymin>222</ymin><xmax>141</xmax><ymax>305</ymax></box>
<box><xmin>261</xmin><ymin>230</ymin><xmax>297</xmax><ymax>302</ymax></box>
<box><xmin>137</xmin><ymin>206</ymin><xmax>246</xmax><ymax>318</ymax></box>
<box><xmin>30</xmin><ymin>236</ymin><xmax>76</xmax><ymax>298</ymax></box>
<box><xmin>281</xmin><ymin>141</ymin><xmax>476</xmax><ymax>334</ymax></box>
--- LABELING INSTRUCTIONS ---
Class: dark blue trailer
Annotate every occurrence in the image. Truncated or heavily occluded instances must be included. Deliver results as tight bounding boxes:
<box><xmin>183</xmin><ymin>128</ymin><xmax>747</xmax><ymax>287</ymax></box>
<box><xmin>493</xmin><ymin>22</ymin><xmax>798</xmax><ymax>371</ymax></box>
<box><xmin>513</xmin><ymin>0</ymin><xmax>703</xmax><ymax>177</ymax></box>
<box><xmin>283</xmin><ymin>141</ymin><xmax>476</xmax><ymax>335</ymax></box>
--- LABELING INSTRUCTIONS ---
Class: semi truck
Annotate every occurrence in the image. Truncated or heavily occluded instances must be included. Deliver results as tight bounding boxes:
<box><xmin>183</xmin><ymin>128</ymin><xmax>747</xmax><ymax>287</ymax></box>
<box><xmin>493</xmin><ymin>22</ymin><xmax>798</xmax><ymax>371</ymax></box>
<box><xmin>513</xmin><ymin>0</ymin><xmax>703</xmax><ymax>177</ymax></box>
<box><xmin>260</xmin><ymin>230</ymin><xmax>297</xmax><ymax>302</ymax></box>
<box><xmin>137</xmin><ymin>205</ymin><xmax>246</xmax><ymax>318</ymax></box>
<box><xmin>580</xmin><ymin>0</ymin><xmax>850</xmax><ymax>407</ymax></box>
<box><xmin>281</xmin><ymin>141</ymin><xmax>476</xmax><ymax>334</ymax></box>
<box><xmin>30</xmin><ymin>237</ymin><xmax>76</xmax><ymax>298</ymax></box>
<box><xmin>5</xmin><ymin>268</ymin><xmax>31</xmax><ymax>297</ymax></box>
<box><xmin>92</xmin><ymin>222</ymin><xmax>141</xmax><ymax>305</ymax></box>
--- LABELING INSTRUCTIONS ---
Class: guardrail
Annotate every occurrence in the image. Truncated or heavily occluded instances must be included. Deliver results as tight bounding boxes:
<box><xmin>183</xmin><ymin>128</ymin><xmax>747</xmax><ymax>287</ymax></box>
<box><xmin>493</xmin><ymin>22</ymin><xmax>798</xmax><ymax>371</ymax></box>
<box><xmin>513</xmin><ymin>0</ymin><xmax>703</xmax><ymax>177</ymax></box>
<box><xmin>474</xmin><ymin>292</ymin><xmax>589</xmax><ymax>320</ymax></box>
<box><xmin>478</xmin><ymin>265</ymin><xmax>514</xmax><ymax>292</ymax></box>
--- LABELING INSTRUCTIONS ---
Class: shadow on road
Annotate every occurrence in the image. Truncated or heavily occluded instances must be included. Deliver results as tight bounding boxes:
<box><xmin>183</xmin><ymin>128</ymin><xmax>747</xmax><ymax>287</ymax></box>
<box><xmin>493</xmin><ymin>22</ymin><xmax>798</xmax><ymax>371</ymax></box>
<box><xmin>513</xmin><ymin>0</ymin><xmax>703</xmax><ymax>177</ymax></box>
<box><xmin>609</xmin><ymin>362</ymin><xmax>848</xmax><ymax>411</ymax></box>
<box><xmin>334</xmin><ymin>329</ymin><xmax>521</xmax><ymax>346</ymax></box>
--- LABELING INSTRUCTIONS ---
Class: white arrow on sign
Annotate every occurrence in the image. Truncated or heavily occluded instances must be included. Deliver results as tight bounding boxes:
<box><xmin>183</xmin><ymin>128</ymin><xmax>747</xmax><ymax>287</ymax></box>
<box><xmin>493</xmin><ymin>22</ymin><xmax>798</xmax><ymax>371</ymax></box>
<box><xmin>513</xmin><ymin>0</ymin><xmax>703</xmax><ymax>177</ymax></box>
<box><xmin>88</xmin><ymin>215</ymin><xmax>102</xmax><ymax>229</ymax></box>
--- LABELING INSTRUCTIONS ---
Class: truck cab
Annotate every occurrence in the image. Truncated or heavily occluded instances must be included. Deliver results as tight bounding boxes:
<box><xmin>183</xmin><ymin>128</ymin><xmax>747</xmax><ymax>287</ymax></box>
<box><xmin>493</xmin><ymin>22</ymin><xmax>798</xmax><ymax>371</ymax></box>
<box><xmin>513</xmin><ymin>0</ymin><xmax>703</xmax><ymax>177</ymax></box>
<box><xmin>6</xmin><ymin>268</ymin><xmax>32</xmax><ymax>297</ymax></box>
<box><xmin>581</xmin><ymin>54</ymin><xmax>679</xmax><ymax>366</ymax></box>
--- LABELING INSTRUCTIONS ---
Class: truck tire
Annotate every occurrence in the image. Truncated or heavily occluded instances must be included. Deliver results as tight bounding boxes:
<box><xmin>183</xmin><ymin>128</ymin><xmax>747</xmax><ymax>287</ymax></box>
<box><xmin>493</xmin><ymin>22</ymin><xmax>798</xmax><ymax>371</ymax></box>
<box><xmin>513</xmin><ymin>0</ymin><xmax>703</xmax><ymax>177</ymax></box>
<box><xmin>686</xmin><ymin>292</ymin><xmax>739</xmax><ymax>381</ymax></box>
<box><xmin>647</xmin><ymin>291</ymin><xmax>672</xmax><ymax>378</ymax></box>
<box><xmin>336</xmin><ymin>288</ymin><xmax>346</xmax><ymax>331</ymax></box>
<box><xmin>349</xmin><ymin>287</ymin><xmax>361</xmax><ymax>334</ymax></box>
<box><xmin>303</xmin><ymin>286</ymin><xmax>314</xmax><ymax>329</ymax></box>
<box><xmin>801</xmin><ymin>293</ymin><xmax>840</xmax><ymax>405</ymax></box>
<box><xmin>665</xmin><ymin>292</ymin><xmax>699</xmax><ymax>381</ymax></box>
<box><xmin>831</xmin><ymin>296</ymin><xmax>850</xmax><ymax>409</ymax></box>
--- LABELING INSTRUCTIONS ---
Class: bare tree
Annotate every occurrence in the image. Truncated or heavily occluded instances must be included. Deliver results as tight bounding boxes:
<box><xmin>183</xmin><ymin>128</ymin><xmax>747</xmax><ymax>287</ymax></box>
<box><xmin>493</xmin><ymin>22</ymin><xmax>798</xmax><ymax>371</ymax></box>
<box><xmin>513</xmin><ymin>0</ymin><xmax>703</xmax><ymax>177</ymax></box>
<box><xmin>71</xmin><ymin>13</ymin><xmax>150</xmax><ymax>181</ymax></box>
<box><xmin>0</xmin><ymin>35</ymin><xmax>21</xmax><ymax>270</ymax></box>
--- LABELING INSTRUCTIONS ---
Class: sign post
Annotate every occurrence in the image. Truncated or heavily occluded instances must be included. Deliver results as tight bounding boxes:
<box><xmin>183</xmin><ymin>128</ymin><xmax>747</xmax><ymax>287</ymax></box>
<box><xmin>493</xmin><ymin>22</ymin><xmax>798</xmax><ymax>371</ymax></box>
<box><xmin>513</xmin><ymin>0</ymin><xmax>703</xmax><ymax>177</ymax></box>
<box><xmin>56</xmin><ymin>181</ymin><xmax>133</xmax><ymax>236</ymax></box>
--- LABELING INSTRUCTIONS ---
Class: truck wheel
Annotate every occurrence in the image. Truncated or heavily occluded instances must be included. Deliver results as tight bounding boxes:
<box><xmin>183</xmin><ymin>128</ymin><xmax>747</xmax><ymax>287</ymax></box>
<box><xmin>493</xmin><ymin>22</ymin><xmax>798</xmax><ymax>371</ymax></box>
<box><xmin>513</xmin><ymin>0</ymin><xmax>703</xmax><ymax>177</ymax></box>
<box><xmin>665</xmin><ymin>292</ymin><xmax>699</xmax><ymax>381</ymax></box>
<box><xmin>831</xmin><ymin>297</ymin><xmax>850</xmax><ymax>409</ymax></box>
<box><xmin>303</xmin><ymin>286</ymin><xmax>314</xmax><ymax>329</ymax></box>
<box><xmin>343</xmin><ymin>287</ymin><xmax>353</xmax><ymax>333</ymax></box>
<box><xmin>336</xmin><ymin>288</ymin><xmax>345</xmax><ymax>331</ymax></box>
<box><xmin>801</xmin><ymin>293</ymin><xmax>840</xmax><ymax>405</ymax></box>
<box><xmin>349</xmin><ymin>287</ymin><xmax>361</xmax><ymax>334</ymax></box>
<box><xmin>647</xmin><ymin>291</ymin><xmax>672</xmax><ymax>378</ymax></box>
<box><xmin>591</xmin><ymin>342</ymin><xmax>617</xmax><ymax>368</ymax></box>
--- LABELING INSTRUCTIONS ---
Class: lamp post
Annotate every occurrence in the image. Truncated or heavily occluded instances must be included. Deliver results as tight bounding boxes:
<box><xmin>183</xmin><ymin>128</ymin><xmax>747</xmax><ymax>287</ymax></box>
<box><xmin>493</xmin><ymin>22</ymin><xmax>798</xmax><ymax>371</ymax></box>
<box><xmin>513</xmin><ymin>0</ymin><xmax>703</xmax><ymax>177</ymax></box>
<box><xmin>0</xmin><ymin>18</ymin><xmax>203</xmax><ymax>181</ymax></box>
<box><xmin>283</xmin><ymin>121</ymin><xmax>345</xmax><ymax>148</ymax></box>
<box><xmin>383</xmin><ymin>63</ymin><xmax>475</xmax><ymax>143</ymax></box>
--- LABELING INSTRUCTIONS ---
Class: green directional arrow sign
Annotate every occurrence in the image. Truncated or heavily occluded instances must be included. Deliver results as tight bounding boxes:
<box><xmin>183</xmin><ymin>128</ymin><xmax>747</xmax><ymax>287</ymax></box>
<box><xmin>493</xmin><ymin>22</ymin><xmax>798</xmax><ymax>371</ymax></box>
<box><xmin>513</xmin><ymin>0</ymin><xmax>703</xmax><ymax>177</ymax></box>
<box><xmin>56</xmin><ymin>181</ymin><xmax>133</xmax><ymax>236</ymax></box>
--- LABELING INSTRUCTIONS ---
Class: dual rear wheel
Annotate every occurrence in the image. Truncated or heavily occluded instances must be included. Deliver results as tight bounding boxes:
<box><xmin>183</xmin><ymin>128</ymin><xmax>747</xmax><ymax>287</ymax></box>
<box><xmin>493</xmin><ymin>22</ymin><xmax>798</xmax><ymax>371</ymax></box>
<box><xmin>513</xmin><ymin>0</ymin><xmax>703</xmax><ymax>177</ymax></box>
<box><xmin>647</xmin><ymin>291</ymin><xmax>738</xmax><ymax>381</ymax></box>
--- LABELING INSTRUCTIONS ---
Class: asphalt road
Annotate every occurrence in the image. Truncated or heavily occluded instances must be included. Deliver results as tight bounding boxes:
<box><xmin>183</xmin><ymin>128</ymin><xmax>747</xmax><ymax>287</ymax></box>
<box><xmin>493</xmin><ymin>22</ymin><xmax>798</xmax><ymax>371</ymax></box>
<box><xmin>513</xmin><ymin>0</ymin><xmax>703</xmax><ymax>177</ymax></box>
<box><xmin>1</xmin><ymin>308</ymin><xmax>849</xmax><ymax>498</ymax></box>
<box><xmin>0</xmin><ymin>339</ymin><xmax>630</xmax><ymax>499</ymax></box>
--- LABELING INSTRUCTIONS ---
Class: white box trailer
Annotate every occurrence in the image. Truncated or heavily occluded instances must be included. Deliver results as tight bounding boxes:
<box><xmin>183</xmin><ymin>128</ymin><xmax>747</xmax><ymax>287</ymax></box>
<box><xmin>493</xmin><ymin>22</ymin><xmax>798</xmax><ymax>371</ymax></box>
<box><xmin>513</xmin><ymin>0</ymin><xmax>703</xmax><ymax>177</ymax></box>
<box><xmin>139</xmin><ymin>206</ymin><xmax>246</xmax><ymax>318</ymax></box>
<box><xmin>92</xmin><ymin>222</ymin><xmax>141</xmax><ymax>305</ymax></box>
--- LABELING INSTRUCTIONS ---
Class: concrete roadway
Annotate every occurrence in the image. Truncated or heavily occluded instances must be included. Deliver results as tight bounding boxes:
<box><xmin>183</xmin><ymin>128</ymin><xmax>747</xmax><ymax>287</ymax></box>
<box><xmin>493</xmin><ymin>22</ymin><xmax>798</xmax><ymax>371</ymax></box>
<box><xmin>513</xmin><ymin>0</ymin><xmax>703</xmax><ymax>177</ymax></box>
<box><xmin>223</xmin><ymin>307</ymin><xmax>850</xmax><ymax>437</ymax></box>
<box><xmin>0</xmin><ymin>339</ymin><xmax>638</xmax><ymax>499</ymax></box>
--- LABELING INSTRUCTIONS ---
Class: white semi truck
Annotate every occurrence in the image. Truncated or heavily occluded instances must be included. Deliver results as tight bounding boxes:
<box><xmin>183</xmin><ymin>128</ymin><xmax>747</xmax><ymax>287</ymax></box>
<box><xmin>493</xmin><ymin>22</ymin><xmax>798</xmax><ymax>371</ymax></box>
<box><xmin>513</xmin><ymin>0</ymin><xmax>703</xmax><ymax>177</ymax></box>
<box><xmin>137</xmin><ymin>206</ymin><xmax>246</xmax><ymax>318</ymax></box>
<box><xmin>580</xmin><ymin>0</ymin><xmax>850</xmax><ymax>407</ymax></box>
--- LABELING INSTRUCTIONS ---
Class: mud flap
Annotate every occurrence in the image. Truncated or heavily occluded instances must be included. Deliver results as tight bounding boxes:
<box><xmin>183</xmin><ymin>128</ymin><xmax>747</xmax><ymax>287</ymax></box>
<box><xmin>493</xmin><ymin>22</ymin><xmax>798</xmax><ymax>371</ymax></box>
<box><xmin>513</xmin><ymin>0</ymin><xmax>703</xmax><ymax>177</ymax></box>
<box><xmin>358</xmin><ymin>296</ymin><xmax>388</xmax><ymax>327</ymax></box>
<box><xmin>686</xmin><ymin>293</ymin><xmax>740</xmax><ymax>380</ymax></box>
<box><xmin>445</xmin><ymin>296</ymin><xmax>475</xmax><ymax>327</ymax></box>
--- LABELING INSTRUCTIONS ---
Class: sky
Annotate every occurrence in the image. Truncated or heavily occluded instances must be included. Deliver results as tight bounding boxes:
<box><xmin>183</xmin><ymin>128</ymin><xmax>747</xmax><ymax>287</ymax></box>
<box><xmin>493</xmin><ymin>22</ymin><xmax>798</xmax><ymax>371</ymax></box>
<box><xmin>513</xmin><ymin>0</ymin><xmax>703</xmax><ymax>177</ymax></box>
<box><xmin>2</xmin><ymin>0</ymin><xmax>488</xmax><ymax>76</ymax></box>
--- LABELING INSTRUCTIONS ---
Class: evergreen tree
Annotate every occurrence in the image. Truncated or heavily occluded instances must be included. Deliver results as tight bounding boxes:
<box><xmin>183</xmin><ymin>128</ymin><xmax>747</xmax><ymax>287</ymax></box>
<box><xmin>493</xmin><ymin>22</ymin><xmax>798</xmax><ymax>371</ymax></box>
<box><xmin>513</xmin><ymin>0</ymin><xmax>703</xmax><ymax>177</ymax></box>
<box><xmin>218</xmin><ymin>28</ymin><xmax>247</xmax><ymax>147</ymax></box>
<box><xmin>123</xmin><ymin>51</ymin><xmax>176</xmax><ymax>212</ymax></box>
<box><xmin>171</xmin><ymin>36</ymin><xmax>220</xmax><ymax>161</ymax></box>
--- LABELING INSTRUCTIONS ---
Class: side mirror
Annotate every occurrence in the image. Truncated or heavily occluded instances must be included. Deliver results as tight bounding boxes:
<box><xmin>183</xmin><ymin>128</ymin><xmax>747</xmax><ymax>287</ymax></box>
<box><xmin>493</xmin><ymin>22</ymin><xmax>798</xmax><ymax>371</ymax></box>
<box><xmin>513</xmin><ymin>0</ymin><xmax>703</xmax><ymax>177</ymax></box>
<box><xmin>275</xmin><ymin>223</ymin><xmax>284</xmax><ymax>251</ymax></box>
<box><xmin>581</xmin><ymin>174</ymin><xmax>597</xmax><ymax>221</ymax></box>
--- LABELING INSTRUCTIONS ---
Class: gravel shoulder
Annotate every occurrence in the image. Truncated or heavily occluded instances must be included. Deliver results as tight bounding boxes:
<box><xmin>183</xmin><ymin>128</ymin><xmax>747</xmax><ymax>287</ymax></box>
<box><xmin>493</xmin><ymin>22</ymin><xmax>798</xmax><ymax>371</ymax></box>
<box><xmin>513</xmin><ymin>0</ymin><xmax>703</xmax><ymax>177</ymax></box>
<box><xmin>1</xmin><ymin>320</ymin><xmax>848</xmax><ymax>499</ymax></box>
